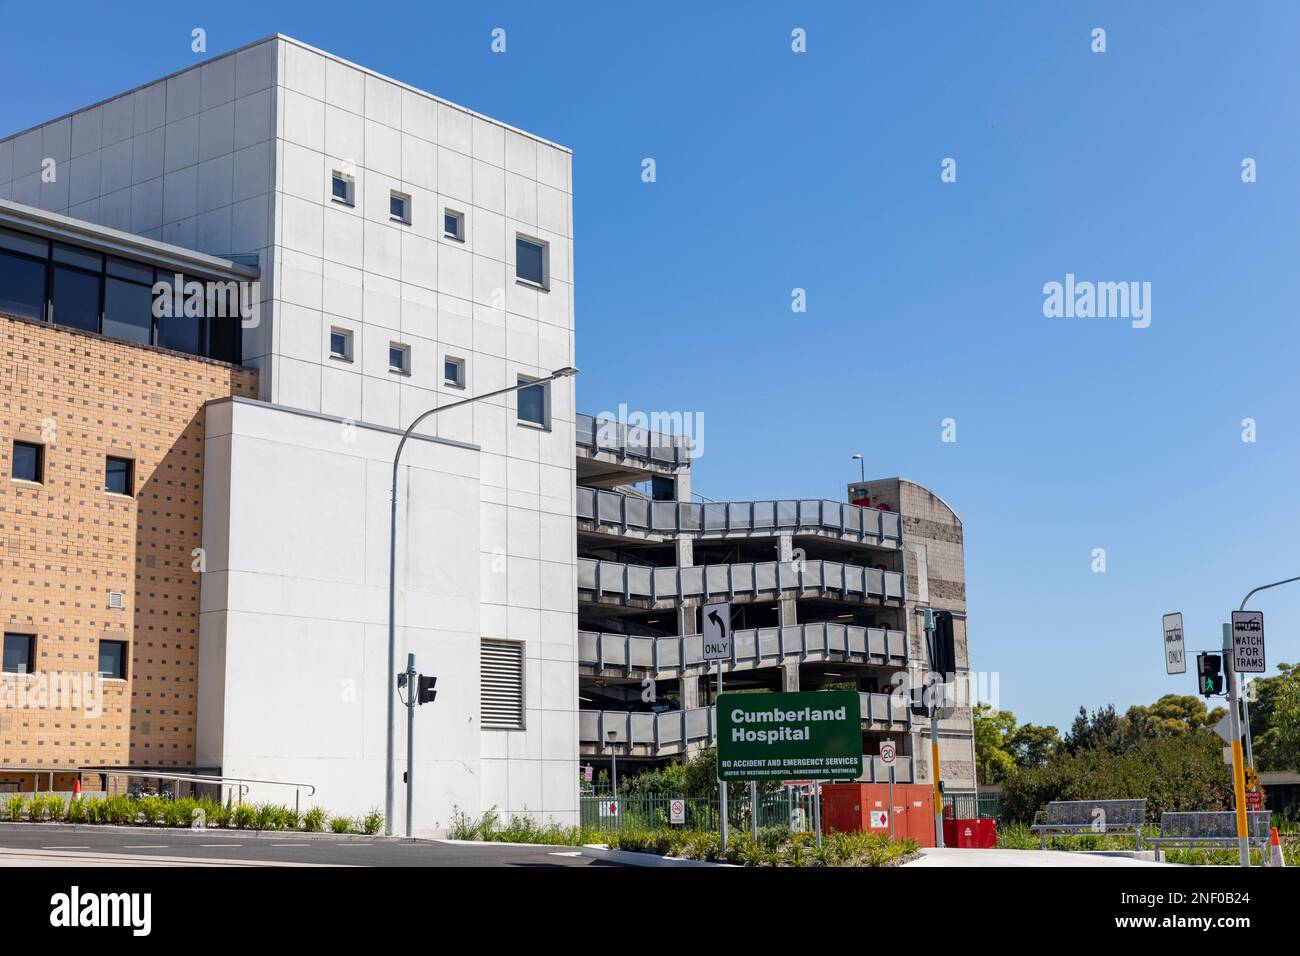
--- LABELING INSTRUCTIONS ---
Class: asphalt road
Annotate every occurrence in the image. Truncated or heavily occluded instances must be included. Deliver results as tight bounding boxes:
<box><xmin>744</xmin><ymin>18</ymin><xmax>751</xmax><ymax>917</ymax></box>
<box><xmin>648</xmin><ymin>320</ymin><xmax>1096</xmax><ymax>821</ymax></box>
<box><xmin>0</xmin><ymin>827</ymin><xmax>616</xmax><ymax>867</ymax></box>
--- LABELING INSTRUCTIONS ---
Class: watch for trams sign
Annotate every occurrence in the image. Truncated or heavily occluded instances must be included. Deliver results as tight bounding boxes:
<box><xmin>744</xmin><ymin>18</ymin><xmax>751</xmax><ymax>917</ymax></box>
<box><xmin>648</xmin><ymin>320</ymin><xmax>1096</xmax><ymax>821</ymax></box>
<box><xmin>716</xmin><ymin>690</ymin><xmax>863</xmax><ymax>782</ymax></box>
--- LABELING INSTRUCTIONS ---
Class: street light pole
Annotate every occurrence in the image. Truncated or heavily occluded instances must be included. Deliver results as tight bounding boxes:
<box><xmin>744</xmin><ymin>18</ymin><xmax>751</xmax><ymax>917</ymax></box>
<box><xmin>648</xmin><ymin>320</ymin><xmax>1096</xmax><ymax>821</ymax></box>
<box><xmin>851</xmin><ymin>453</ymin><xmax>864</xmax><ymax>484</ymax></box>
<box><xmin>384</xmin><ymin>366</ymin><xmax>578</xmax><ymax>835</ymax></box>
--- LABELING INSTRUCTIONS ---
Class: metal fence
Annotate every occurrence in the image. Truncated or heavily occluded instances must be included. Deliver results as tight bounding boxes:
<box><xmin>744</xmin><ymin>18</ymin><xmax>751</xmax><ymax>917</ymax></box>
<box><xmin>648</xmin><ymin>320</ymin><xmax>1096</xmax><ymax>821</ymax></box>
<box><xmin>945</xmin><ymin>791</ymin><xmax>1002</xmax><ymax>820</ymax></box>
<box><xmin>579</xmin><ymin>789</ymin><xmax>817</xmax><ymax>832</ymax></box>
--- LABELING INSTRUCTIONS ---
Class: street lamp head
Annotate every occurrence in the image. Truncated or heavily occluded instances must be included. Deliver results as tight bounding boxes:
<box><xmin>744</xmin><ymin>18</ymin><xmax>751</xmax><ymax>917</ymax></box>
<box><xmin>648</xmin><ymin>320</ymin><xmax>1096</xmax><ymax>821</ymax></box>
<box><xmin>851</xmin><ymin>453</ymin><xmax>863</xmax><ymax>461</ymax></box>
<box><xmin>550</xmin><ymin>366</ymin><xmax>579</xmax><ymax>378</ymax></box>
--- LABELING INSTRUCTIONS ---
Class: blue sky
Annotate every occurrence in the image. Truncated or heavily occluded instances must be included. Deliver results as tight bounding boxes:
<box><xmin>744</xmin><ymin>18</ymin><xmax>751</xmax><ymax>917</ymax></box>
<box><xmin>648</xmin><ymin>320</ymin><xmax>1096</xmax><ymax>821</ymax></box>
<box><xmin>4</xmin><ymin>1</ymin><xmax>1298</xmax><ymax>731</ymax></box>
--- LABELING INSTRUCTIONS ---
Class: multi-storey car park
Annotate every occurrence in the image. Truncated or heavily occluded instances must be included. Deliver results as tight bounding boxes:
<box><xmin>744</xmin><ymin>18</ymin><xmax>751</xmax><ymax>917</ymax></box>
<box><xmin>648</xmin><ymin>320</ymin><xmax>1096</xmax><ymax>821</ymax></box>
<box><xmin>572</xmin><ymin>413</ymin><xmax>977</xmax><ymax>797</ymax></box>
<box><xmin>0</xmin><ymin>36</ymin><xmax>975</xmax><ymax>833</ymax></box>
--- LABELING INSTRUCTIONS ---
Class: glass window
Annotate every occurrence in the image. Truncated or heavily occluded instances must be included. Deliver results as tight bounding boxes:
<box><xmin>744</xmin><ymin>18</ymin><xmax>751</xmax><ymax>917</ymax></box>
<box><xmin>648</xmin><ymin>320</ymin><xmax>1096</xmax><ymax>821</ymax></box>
<box><xmin>444</xmin><ymin>356</ymin><xmax>465</xmax><ymax>387</ymax></box>
<box><xmin>154</xmin><ymin>276</ymin><xmax>201</xmax><ymax>355</ymax></box>
<box><xmin>330</xmin><ymin>328</ymin><xmax>351</xmax><ymax>360</ymax></box>
<box><xmin>389</xmin><ymin>343</ymin><xmax>409</xmax><ymax>373</ymax></box>
<box><xmin>390</xmin><ymin>192</ymin><xmax>410</xmax><ymax>223</ymax></box>
<box><xmin>516</xmin><ymin>237</ymin><xmax>546</xmax><ymax>286</ymax></box>
<box><xmin>53</xmin><ymin>242</ymin><xmax>102</xmax><ymax>271</ymax></box>
<box><xmin>2</xmin><ymin>633</ymin><xmax>35</xmax><ymax>674</ymax></box>
<box><xmin>208</xmin><ymin>311</ymin><xmax>242</xmax><ymax>365</ymax></box>
<box><xmin>51</xmin><ymin>265</ymin><xmax>101</xmax><ymax>333</ymax></box>
<box><xmin>444</xmin><ymin>211</ymin><xmax>464</xmax><ymax>240</ymax></box>
<box><xmin>106</xmin><ymin>256</ymin><xmax>154</xmax><ymax>284</ymax></box>
<box><xmin>97</xmin><ymin>640</ymin><xmax>127</xmax><ymax>680</ymax></box>
<box><xmin>102</xmin><ymin>277</ymin><xmax>153</xmax><ymax>345</ymax></box>
<box><xmin>331</xmin><ymin>172</ymin><xmax>354</xmax><ymax>205</ymax></box>
<box><xmin>12</xmin><ymin>441</ymin><xmax>43</xmax><ymax>483</ymax></box>
<box><xmin>0</xmin><ymin>249</ymin><xmax>48</xmax><ymax>322</ymax></box>
<box><xmin>517</xmin><ymin>376</ymin><xmax>547</xmax><ymax>426</ymax></box>
<box><xmin>0</xmin><ymin>227</ymin><xmax>49</xmax><ymax>258</ymax></box>
<box><xmin>105</xmin><ymin>456</ymin><xmax>134</xmax><ymax>496</ymax></box>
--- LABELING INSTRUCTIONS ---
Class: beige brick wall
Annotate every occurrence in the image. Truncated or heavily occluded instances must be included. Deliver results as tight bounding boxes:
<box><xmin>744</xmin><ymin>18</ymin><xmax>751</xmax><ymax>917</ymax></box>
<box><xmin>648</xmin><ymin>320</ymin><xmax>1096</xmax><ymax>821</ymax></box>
<box><xmin>0</xmin><ymin>313</ymin><xmax>256</xmax><ymax>789</ymax></box>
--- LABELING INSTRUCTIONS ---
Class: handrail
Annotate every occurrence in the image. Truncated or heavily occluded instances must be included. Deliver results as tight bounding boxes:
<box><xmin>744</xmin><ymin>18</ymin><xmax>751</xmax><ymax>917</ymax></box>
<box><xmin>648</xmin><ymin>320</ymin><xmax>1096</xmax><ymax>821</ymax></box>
<box><xmin>579</xmin><ymin>623</ymin><xmax>908</xmax><ymax>674</ymax></box>
<box><xmin>576</xmin><ymin>486</ymin><xmax>903</xmax><ymax>544</ymax></box>
<box><xmin>578</xmin><ymin>557</ymin><xmax>906</xmax><ymax>605</ymax></box>
<box><xmin>8</xmin><ymin>767</ymin><xmax>317</xmax><ymax>809</ymax></box>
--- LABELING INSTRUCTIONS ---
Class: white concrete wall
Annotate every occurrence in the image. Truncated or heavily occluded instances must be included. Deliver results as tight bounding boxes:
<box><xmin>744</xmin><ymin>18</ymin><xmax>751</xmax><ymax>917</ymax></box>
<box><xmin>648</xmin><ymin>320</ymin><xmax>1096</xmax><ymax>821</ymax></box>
<box><xmin>198</xmin><ymin>397</ymin><xmax>483</xmax><ymax>835</ymax></box>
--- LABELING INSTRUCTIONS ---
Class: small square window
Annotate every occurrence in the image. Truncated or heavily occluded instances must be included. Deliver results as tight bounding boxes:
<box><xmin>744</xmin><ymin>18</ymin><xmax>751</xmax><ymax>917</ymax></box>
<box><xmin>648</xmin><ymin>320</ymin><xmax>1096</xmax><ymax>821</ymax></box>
<box><xmin>105</xmin><ymin>456</ymin><xmax>134</xmax><ymax>496</ymax></box>
<box><xmin>389</xmin><ymin>342</ymin><xmax>410</xmax><ymax>374</ymax></box>
<box><xmin>12</xmin><ymin>441</ymin><xmax>43</xmax><ymax>483</ymax></box>
<box><xmin>97</xmin><ymin>640</ymin><xmax>127</xmax><ymax>680</ymax></box>
<box><xmin>2</xmin><ymin>633</ymin><xmax>34</xmax><ymax>675</ymax></box>
<box><xmin>329</xmin><ymin>328</ymin><xmax>353</xmax><ymax>361</ymax></box>
<box><xmin>517</xmin><ymin>375</ymin><xmax>548</xmax><ymax>427</ymax></box>
<box><xmin>444</xmin><ymin>356</ymin><xmax>466</xmax><ymax>387</ymax></box>
<box><xmin>516</xmin><ymin>236</ymin><xmax>548</xmax><ymax>288</ymax></box>
<box><xmin>444</xmin><ymin>210</ymin><xmax>465</xmax><ymax>241</ymax></box>
<box><xmin>390</xmin><ymin>191</ymin><xmax>411</xmax><ymax>224</ymax></box>
<box><xmin>331</xmin><ymin>172</ymin><xmax>355</xmax><ymax>206</ymax></box>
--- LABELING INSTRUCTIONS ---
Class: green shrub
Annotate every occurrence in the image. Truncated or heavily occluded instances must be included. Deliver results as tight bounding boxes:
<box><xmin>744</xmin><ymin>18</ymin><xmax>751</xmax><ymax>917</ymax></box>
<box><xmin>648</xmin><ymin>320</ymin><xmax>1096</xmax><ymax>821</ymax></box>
<box><xmin>137</xmin><ymin>795</ymin><xmax>166</xmax><ymax>826</ymax></box>
<box><xmin>281</xmin><ymin>806</ymin><xmax>302</xmax><ymax>831</ymax></box>
<box><xmin>304</xmin><ymin>806</ymin><xmax>327</xmax><ymax>832</ymax></box>
<box><xmin>232</xmin><ymin>804</ymin><xmax>257</xmax><ymax>830</ymax></box>
<box><xmin>3</xmin><ymin>794</ymin><xmax>24</xmax><ymax>822</ymax></box>
<box><xmin>684</xmin><ymin>831</ymin><xmax>722</xmax><ymax>861</ymax></box>
<box><xmin>207</xmin><ymin>799</ymin><xmax>233</xmax><ymax>829</ymax></box>
<box><xmin>82</xmin><ymin>798</ymin><xmax>105</xmax><ymax>825</ymax></box>
<box><xmin>66</xmin><ymin>796</ymin><xmax>88</xmax><ymax>824</ymax></box>
<box><xmin>329</xmin><ymin>815</ymin><xmax>354</xmax><ymax>833</ymax></box>
<box><xmin>104</xmin><ymin>795</ymin><xmax>136</xmax><ymax>825</ymax></box>
<box><xmin>253</xmin><ymin>803</ymin><xmax>282</xmax><ymax>831</ymax></box>
<box><xmin>361</xmin><ymin>808</ymin><xmax>384</xmax><ymax>835</ymax></box>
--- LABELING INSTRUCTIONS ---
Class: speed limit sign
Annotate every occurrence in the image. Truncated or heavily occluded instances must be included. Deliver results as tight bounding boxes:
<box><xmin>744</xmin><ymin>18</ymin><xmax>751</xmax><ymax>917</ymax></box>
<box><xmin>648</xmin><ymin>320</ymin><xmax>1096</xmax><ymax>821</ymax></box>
<box><xmin>879</xmin><ymin>740</ymin><xmax>896</xmax><ymax>766</ymax></box>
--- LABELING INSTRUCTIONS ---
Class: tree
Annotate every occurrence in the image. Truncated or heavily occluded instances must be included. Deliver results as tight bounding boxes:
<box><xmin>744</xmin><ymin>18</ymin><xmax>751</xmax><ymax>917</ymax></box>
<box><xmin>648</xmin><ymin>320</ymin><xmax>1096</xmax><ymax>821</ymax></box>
<box><xmin>1250</xmin><ymin>663</ymin><xmax>1300</xmax><ymax>771</ymax></box>
<box><xmin>973</xmin><ymin>705</ymin><xmax>1061</xmax><ymax>784</ymax></box>
<box><xmin>1063</xmin><ymin>704</ymin><xmax>1125</xmax><ymax>754</ymax></box>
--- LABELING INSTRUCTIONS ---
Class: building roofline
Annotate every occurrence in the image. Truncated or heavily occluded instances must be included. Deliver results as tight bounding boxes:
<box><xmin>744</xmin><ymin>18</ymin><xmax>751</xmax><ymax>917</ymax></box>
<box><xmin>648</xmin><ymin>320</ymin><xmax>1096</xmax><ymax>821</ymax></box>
<box><xmin>0</xmin><ymin>198</ymin><xmax>261</xmax><ymax>280</ymax></box>
<box><xmin>858</xmin><ymin>475</ymin><xmax>963</xmax><ymax>525</ymax></box>
<box><xmin>0</xmin><ymin>33</ymin><xmax>572</xmax><ymax>155</ymax></box>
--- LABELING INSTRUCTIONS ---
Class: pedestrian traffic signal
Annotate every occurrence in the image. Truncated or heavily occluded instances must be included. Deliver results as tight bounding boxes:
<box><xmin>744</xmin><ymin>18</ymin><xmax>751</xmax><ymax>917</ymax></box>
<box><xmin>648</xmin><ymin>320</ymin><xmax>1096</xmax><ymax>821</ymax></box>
<box><xmin>417</xmin><ymin>674</ymin><xmax>437</xmax><ymax>705</ymax></box>
<box><xmin>1197</xmin><ymin>653</ymin><xmax>1223</xmax><ymax>697</ymax></box>
<box><xmin>933</xmin><ymin>611</ymin><xmax>956</xmax><ymax>675</ymax></box>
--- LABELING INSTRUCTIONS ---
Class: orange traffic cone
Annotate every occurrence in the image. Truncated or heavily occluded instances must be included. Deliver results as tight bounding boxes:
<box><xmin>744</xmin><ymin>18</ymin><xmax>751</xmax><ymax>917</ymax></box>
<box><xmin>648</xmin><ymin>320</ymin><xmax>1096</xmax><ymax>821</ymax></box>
<box><xmin>72</xmin><ymin>779</ymin><xmax>81</xmax><ymax>796</ymax></box>
<box><xmin>1269</xmin><ymin>827</ymin><xmax>1286</xmax><ymax>868</ymax></box>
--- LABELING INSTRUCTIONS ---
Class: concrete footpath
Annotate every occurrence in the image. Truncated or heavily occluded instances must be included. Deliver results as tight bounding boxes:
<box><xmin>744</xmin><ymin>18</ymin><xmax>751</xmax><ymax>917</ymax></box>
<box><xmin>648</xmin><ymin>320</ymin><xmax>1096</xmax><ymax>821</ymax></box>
<box><xmin>904</xmin><ymin>847</ymin><xmax>1171</xmax><ymax>867</ymax></box>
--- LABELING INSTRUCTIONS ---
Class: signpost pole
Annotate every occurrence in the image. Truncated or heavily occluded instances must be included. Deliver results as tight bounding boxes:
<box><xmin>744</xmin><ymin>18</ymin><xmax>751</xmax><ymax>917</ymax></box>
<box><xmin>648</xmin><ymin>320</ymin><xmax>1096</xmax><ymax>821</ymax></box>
<box><xmin>888</xmin><ymin>763</ymin><xmax>895</xmax><ymax>840</ymax></box>
<box><xmin>814</xmin><ymin>780</ymin><xmax>822</xmax><ymax>849</ymax></box>
<box><xmin>717</xmin><ymin>657</ymin><xmax>727</xmax><ymax>852</ymax></box>
<box><xmin>750</xmin><ymin>781</ymin><xmax>759</xmax><ymax>840</ymax></box>
<box><xmin>1222</xmin><ymin>623</ymin><xmax>1250</xmax><ymax>868</ymax></box>
<box><xmin>923</xmin><ymin>609</ymin><xmax>944</xmax><ymax>848</ymax></box>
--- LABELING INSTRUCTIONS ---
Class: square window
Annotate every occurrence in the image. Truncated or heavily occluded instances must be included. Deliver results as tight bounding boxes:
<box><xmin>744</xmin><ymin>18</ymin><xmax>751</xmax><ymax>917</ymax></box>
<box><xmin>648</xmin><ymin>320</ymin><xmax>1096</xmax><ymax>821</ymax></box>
<box><xmin>390</xmin><ymin>191</ymin><xmax>411</xmax><ymax>224</ymax></box>
<box><xmin>444</xmin><ymin>356</ymin><xmax>466</xmax><ymax>388</ymax></box>
<box><xmin>331</xmin><ymin>172</ymin><xmax>355</xmax><ymax>206</ymax></box>
<box><xmin>12</xmin><ymin>441</ymin><xmax>43</xmax><ymax>483</ymax></box>
<box><xmin>105</xmin><ymin>455</ymin><xmax>134</xmax><ymax>496</ymax></box>
<box><xmin>515</xmin><ymin>236</ymin><xmax>548</xmax><ymax>288</ymax></box>
<box><xmin>389</xmin><ymin>342</ymin><xmax>410</xmax><ymax>374</ymax></box>
<box><xmin>517</xmin><ymin>375</ymin><xmax>548</xmax><ymax>427</ymax></box>
<box><xmin>329</xmin><ymin>328</ymin><xmax>353</xmax><ymax>361</ymax></box>
<box><xmin>97</xmin><ymin>640</ymin><xmax>127</xmax><ymax>680</ymax></box>
<box><xmin>2</xmin><ymin>633</ymin><xmax>34</xmax><ymax>675</ymax></box>
<box><xmin>444</xmin><ymin>210</ymin><xmax>465</xmax><ymax>241</ymax></box>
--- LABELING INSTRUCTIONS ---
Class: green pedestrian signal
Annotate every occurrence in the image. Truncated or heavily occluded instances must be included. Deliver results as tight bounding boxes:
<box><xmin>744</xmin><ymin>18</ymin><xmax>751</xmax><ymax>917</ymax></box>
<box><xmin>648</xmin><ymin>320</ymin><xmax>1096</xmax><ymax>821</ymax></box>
<box><xmin>1197</xmin><ymin>653</ymin><xmax>1224</xmax><ymax>697</ymax></box>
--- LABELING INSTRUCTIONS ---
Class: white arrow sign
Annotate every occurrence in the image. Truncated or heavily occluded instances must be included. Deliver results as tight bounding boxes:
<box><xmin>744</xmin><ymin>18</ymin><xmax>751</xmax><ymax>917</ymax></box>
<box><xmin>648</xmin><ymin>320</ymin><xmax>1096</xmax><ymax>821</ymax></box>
<box><xmin>702</xmin><ymin>602</ymin><xmax>732</xmax><ymax>661</ymax></box>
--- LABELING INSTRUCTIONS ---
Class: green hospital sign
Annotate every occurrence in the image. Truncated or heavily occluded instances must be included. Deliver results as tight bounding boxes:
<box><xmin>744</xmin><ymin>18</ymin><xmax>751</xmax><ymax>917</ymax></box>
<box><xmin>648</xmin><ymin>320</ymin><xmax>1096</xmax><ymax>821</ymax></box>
<box><xmin>716</xmin><ymin>690</ymin><xmax>863</xmax><ymax>782</ymax></box>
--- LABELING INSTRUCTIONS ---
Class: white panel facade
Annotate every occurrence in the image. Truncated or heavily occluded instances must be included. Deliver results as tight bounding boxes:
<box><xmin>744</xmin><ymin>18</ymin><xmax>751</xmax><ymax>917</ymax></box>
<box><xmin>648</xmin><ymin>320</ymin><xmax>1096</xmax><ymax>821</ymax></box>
<box><xmin>2</xmin><ymin>34</ymin><xmax>580</xmax><ymax>828</ymax></box>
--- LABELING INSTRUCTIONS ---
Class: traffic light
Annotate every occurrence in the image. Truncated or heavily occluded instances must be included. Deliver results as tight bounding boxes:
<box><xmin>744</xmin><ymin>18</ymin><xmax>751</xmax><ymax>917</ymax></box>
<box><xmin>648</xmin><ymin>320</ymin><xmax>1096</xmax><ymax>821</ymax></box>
<box><xmin>1197</xmin><ymin>653</ymin><xmax>1224</xmax><ymax>697</ymax></box>
<box><xmin>417</xmin><ymin>674</ymin><xmax>437</xmax><ymax>705</ymax></box>
<box><xmin>933</xmin><ymin>611</ymin><xmax>956</xmax><ymax>675</ymax></box>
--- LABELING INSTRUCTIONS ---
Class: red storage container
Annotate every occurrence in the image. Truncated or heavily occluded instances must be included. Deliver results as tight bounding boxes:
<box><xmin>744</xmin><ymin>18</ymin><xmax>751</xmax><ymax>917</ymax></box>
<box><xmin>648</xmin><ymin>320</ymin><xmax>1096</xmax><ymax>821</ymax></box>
<box><xmin>819</xmin><ymin>783</ymin><xmax>936</xmax><ymax>847</ymax></box>
<box><xmin>943</xmin><ymin>817</ymin><xmax>997</xmax><ymax>848</ymax></box>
